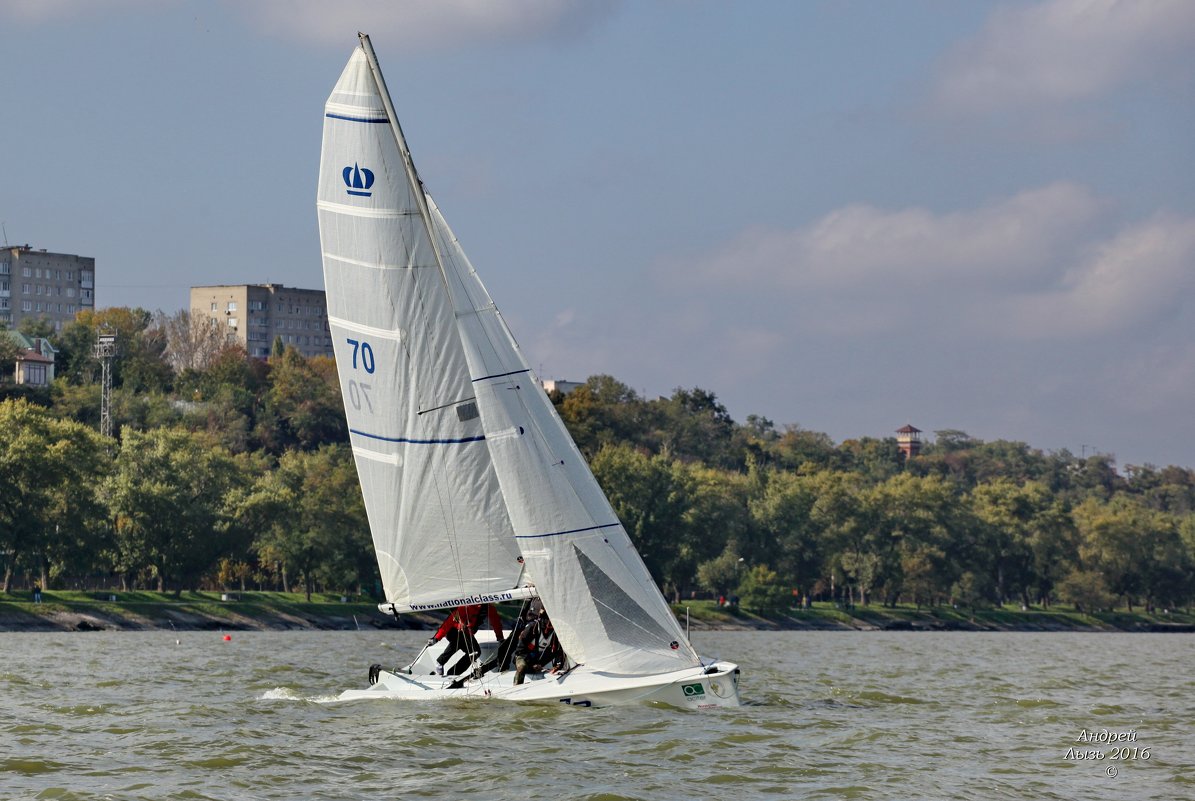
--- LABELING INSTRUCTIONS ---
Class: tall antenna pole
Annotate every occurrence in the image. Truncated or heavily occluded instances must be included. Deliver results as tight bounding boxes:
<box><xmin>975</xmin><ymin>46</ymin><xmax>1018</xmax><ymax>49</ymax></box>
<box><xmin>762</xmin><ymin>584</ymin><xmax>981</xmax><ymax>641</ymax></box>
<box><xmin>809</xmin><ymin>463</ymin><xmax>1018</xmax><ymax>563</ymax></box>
<box><xmin>94</xmin><ymin>329</ymin><xmax>117</xmax><ymax>438</ymax></box>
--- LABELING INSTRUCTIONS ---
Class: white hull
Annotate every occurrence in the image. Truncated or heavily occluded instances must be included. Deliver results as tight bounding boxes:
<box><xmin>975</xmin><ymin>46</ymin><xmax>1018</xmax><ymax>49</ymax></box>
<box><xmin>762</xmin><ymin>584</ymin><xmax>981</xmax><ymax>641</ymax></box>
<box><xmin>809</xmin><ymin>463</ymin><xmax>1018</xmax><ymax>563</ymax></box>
<box><xmin>338</xmin><ymin>661</ymin><xmax>742</xmax><ymax>709</ymax></box>
<box><xmin>337</xmin><ymin>636</ymin><xmax>741</xmax><ymax>709</ymax></box>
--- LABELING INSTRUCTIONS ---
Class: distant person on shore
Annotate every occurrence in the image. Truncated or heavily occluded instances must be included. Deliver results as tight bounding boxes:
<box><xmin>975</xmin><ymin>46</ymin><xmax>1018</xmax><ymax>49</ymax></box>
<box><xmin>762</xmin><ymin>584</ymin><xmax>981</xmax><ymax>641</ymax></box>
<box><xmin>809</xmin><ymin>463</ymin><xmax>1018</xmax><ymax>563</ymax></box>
<box><xmin>33</xmin><ymin>584</ymin><xmax>42</xmax><ymax>604</ymax></box>
<box><xmin>428</xmin><ymin>603</ymin><xmax>504</xmax><ymax>677</ymax></box>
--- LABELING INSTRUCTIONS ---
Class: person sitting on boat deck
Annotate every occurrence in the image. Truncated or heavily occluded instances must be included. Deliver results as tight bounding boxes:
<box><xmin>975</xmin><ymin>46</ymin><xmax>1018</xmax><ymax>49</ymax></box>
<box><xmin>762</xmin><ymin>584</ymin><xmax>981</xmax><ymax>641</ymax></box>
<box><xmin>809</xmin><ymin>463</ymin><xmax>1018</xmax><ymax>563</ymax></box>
<box><xmin>449</xmin><ymin>599</ymin><xmax>542</xmax><ymax>688</ymax></box>
<box><xmin>513</xmin><ymin>611</ymin><xmax>565</xmax><ymax>685</ymax></box>
<box><xmin>428</xmin><ymin>603</ymin><xmax>504</xmax><ymax>677</ymax></box>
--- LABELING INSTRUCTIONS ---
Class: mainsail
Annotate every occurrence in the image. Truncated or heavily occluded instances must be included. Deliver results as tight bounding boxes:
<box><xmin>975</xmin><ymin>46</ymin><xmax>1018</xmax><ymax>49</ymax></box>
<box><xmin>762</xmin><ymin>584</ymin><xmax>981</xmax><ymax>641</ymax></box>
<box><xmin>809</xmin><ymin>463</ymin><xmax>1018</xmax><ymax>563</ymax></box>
<box><xmin>317</xmin><ymin>47</ymin><xmax>522</xmax><ymax>610</ymax></box>
<box><xmin>321</xmin><ymin>35</ymin><xmax>700</xmax><ymax>677</ymax></box>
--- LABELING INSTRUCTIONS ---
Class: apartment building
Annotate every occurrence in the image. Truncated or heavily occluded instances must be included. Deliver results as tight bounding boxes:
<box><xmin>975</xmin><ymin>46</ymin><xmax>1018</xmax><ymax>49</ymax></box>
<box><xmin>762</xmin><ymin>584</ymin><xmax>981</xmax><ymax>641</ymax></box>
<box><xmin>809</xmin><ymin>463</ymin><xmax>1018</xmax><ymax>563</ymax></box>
<box><xmin>0</xmin><ymin>245</ymin><xmax>95</xmax><ymax>331</ymax></box>
<box><xmin>190</xmin><ymin>284</ymin><xmax>333</xmax><ymax>359</ymax></box>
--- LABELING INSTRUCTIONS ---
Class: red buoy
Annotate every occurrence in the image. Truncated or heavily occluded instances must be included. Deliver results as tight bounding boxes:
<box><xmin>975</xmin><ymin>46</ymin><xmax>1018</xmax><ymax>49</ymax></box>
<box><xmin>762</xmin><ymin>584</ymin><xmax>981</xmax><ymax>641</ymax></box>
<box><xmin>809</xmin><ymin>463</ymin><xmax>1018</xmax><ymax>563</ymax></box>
<box><xmin>223</xmin><ymin>634</ymin><xmax>232</xmax><ymax>641</ymax></box>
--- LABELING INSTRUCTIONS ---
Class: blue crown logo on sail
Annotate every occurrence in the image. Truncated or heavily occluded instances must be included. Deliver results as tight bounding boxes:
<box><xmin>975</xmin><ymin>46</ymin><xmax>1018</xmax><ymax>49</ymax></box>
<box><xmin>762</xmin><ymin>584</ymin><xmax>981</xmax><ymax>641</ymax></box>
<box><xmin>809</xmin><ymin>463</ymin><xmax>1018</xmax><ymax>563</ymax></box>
<box><xmin>343</xmin><ymin>163</ymin><xmax>375</xmax><ymax>197</ymax></box>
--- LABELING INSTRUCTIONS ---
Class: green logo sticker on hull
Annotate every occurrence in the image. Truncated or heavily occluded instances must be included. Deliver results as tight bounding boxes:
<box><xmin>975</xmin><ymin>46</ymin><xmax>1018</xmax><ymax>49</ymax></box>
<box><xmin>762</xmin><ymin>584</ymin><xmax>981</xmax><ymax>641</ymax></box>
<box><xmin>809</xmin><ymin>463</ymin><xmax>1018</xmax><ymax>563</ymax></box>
<box><xmin>681</xmin><ymin>682</ymin><xmax>706</xmax><ymax>697</ymax></box>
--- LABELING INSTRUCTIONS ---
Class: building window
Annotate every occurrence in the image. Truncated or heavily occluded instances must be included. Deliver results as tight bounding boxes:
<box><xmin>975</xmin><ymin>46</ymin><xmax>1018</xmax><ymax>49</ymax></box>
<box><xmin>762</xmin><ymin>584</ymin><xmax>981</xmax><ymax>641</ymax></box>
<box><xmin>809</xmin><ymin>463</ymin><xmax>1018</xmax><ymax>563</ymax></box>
<box><xmin>0</xmin><ymin>261</ymin><xmax>9</xmax><ymax>275</ymax></box>
<box><xmin>228</xmin><ymin>318</ymin><xmax>238</xmax><ymax>328</ymax></box>
<box><xmin>67</xmin><ymin>288</ymin><xmax>75</xmax><ymax>297</ymax></box>
<box><xmin>22</xmin><ymin>283</ymin><xmax>30</xmax><ymax>294</ymax></box>
<box><xmin>25</xmin><ymin>363</ymin><xmax>47</xmax><ymax>385</ymax></box>
<box><xmin>227</xmin><ymin>301</ymin><xmax>237</xmax><ymax>312</ymax></box>
<box><xmin>22</xmin><ymin>300</ymin><xmax>32</xmax><ymax>312</ymax></box>
<box><xmin>35</xmin><ymin>302</ymin><xmax>43</xmax><ymax>312</ymax></box>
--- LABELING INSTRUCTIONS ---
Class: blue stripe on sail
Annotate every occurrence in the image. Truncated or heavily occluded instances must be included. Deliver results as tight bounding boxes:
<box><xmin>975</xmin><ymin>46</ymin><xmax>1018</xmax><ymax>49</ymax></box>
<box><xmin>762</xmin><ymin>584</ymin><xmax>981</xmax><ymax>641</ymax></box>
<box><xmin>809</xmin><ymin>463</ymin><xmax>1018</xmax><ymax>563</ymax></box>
<box><xmin>325</xmin><ymin>113</ymin><xmax>389</xmax><ymax>124</ymax></box>
<box><xmin>472</xmin><ymin>368</ymin><xmax>530</xmax><ymax>383</ymax></box>
<box><xmin>350</xmin><ymin>428</ymin><xmax>486</xmax><ymax>445</ymax></box>
<box><xmin>515</xmin><ymin>522</ymin><xmax>621</xmax><ymax>540</ymax></box>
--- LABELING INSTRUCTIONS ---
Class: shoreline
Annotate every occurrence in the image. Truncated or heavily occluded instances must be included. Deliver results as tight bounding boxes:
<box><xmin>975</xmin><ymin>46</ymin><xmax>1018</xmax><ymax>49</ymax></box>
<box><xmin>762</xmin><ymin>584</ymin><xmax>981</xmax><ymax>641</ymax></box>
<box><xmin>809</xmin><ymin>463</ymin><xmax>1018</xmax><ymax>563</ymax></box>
<box><xmin>1</xmin><ymin>592</ymin><xmax>1191</xmax><ymax>634</ymax></box>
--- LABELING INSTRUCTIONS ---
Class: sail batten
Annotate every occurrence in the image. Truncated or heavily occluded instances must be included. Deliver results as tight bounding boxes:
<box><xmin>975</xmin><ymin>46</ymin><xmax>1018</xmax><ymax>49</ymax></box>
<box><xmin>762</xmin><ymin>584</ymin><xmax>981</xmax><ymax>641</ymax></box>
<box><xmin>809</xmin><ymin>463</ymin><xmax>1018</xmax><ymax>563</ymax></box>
<box><xmin>317</xmin><ymin>201</ymin><xmax>419</xmax><ymax>219</ymax></box>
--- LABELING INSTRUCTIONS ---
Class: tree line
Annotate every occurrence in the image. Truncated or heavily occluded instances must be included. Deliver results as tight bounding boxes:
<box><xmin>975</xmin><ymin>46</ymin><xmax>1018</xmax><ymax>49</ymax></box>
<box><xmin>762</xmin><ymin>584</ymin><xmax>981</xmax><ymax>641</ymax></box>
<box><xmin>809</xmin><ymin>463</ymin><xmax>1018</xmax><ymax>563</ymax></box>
<box><xmin>2</xmin><ymin>308</ymin><xmax>1194</xmax><ymax>614</ymax></box>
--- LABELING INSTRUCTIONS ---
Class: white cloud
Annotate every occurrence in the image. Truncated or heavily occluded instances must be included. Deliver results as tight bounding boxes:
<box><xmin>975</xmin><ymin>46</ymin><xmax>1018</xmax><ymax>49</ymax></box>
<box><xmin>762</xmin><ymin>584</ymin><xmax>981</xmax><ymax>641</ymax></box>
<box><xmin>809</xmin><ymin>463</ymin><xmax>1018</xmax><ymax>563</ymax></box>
<box><xmin>689</xmin><ymin>182</ymin><xmax>1103</xmax><ymax>292</ymax></box>
<box><xmin>231</xmin><ymin>0</ymin><xmax>616</xmax><ymax>50</ymax></box>
<box><xmin>679</xmin><ymin>185</ymin><xmax>1195</xmax><ymax>341</ymax></box>
<box><xmin>1002</xmin><ymin>213</ymin><xmax>1195</xmax><ymax>337</ymax></box>
<box><xmin>932</xmin><ymin>0</ymin><xmax>1195</xmax><ymax>114</ymax></box>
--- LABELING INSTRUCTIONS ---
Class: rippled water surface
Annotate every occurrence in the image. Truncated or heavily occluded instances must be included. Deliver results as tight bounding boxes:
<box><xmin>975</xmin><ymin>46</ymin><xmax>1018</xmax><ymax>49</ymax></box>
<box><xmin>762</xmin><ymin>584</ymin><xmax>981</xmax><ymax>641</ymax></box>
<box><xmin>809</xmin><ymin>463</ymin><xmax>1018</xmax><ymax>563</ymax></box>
<box><xmin>2</xmin><ymin>630</ymin><xmax>1192</xmax><ymax>800</ymax></box>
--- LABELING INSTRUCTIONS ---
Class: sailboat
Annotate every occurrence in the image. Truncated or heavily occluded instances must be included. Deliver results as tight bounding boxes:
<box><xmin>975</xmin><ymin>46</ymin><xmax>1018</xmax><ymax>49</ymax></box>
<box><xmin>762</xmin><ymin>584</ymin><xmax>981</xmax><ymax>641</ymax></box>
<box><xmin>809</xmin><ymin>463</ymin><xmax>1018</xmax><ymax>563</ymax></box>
<box><xmin>318</xmin><ymin>34</ymin><xmax>741</xmax><ymax>709</ymax></box>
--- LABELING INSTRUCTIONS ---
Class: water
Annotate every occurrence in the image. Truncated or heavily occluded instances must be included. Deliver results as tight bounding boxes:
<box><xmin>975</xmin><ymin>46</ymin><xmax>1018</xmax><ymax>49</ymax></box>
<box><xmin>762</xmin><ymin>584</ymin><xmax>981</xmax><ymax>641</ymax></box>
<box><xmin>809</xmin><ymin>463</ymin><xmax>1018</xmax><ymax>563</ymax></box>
<box><xmin>1</xmin><ymin>630</ymin><xmax>1192</xmax><ymax>800</ymax></box>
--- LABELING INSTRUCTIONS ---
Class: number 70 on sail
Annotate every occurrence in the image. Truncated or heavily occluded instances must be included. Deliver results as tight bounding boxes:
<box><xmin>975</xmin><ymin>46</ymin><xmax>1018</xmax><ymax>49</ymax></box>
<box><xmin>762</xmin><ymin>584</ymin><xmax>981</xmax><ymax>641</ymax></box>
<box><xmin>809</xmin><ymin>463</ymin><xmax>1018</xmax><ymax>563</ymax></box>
<box><xmin>344</xmin><ymin>337</ymin><xmax>375</xmax><ymax>414</ymax></box>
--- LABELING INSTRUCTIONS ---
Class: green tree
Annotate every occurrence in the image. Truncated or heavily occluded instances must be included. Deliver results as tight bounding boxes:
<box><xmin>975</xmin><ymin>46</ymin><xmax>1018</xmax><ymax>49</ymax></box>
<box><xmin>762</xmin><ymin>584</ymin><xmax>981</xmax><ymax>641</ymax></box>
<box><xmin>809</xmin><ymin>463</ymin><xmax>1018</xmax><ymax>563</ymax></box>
<box><xmin>837</xmin><ymin>437</ymin><xmax>903</xmax><ymax>484</ymax></box>
<box><xmin>737</xmin><ymin>564</ymin><xmax>792</xmax><ymax>613</ymax></box>
<box><xmin>855</xmin><ymin>473</ymin><xmax>972</xmax><ymax>607</ymax></box>
<box><xmin>971</xmin><ymin>479</ymin><xmax>1049</xmax><ymax>607</ymax></box>
<box><xmin>1055</xmin><ymin>568</ymin><xmax>1115</xmax><ymax>614</ymax></box>
<box><xmin>257</xmin><ymin>348</ymin><xmax>345</xmax><ymax>452</ymax></box>
<box><xmin>590</xmin><ymin>443</ymin><xmax>690</xmax><ymax>599</ymax></box>
<box><xmin>558</xmin><ymin>375</ymin><xmax>654</xmax><ymax>457</ymax></box>
<box><xmin>654</xmin><ymin>386</ymin><xmax>742</xmax><ymax>469</ymax></box>
<box><xmin>696</xmin><ymin>546</ymin><xmax>745</xmax><ymax>598</ymax></box>
<box><xmin>57</xmin><ymin>308</ymin><xmax>173</xmax><ymax>394</ymax></box>
<box><xmin>106</xmin><ymin>428</ymin><xmax>244</xmax><ymax>593</ymax></box>
<box><xmin>0</xmin><ymin>399</ymin><xmax>108</xmax><ymax>591</ymax></box>
<box><xmin>680</xmin><ymin>463</ymin><xmax>752</xmax><ymax>589</ymax></box>
<box><xmin>0</xmin><ymin>330</ymin><xmax>21</xmax><ymax>382</ymax></box>
<box><xmin>242</xmin><ymin>445</ymin><xmax>370</xmax><ymax>600</ymax></box>
<box><xmin>748</xmin><ymin>469</ymin><xmax>824</xmax><ymax>602</ymax></box>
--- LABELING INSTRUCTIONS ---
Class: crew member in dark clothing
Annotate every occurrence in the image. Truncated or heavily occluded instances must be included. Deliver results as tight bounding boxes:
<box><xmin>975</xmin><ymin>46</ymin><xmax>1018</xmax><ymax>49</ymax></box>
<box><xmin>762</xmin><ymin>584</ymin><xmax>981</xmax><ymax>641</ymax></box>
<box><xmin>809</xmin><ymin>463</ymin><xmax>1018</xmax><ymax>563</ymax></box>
<box><xmin>448</xmin><ymin>599</ymin><xmax>540</xmax><ymax>689</ymax></box>
<box><xmin>429</xmin><ymin>603</ymin><xmax>504</xmax><ymax>677</ymax></box>
<box><xmin>513</xmin><ymin>612</ymin><xmax>565</xmax><ymax>685</ymax></box>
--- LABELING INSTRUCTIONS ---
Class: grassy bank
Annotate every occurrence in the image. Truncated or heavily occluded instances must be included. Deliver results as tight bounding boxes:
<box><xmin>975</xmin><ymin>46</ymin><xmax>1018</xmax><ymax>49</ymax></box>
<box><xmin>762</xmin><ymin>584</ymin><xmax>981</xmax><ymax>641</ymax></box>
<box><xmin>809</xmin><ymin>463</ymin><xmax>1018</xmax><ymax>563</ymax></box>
<box><xmin>2</xmin><ymin>591</ymin><xmax>1192</xmax><ymax>633</ymax></box>
<box><xmin>674</xmin><ymin>599</ymin><xmax>1195</xmax><ymax>633</ymax></box>
<box><xmin>0</xmin><ymin>590</ymin><xmax>416</xmax><ymax>632</ymax></box>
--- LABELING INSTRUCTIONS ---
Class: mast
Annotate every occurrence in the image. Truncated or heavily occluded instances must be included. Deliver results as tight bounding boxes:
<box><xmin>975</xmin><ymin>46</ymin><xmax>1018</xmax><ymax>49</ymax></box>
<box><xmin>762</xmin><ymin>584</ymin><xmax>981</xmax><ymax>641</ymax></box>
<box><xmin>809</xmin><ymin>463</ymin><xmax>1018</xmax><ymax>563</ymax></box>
<box><xmin>356</xmin><ymin>33</ymin><xmax>453</xmax><ymax>294</ymax></box>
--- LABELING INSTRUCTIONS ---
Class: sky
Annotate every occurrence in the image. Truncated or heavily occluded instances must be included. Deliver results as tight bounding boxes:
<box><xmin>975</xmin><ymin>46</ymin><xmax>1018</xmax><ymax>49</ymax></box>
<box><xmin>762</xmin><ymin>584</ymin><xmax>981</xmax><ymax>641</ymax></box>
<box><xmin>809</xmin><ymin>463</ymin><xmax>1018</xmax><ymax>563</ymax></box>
<box><xmin>2</xmin><ymin>0</ymin><xmax>1193</xmax><ymax>469</ymax></box>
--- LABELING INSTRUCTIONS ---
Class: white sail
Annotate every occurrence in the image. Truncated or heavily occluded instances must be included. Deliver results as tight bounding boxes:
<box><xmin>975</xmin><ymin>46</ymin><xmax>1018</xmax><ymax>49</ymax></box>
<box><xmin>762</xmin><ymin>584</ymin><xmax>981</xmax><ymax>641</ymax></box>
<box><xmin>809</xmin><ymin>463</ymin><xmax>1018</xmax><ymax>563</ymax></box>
<box><xmin>426</xmin><ymin>199</ymin><xmax>701</xmax><ymax>676</ymax></box>
<box><xmin>317</xmin><ymin>48</ymin><xmax>523</xmax><ymax>609</ymax></box>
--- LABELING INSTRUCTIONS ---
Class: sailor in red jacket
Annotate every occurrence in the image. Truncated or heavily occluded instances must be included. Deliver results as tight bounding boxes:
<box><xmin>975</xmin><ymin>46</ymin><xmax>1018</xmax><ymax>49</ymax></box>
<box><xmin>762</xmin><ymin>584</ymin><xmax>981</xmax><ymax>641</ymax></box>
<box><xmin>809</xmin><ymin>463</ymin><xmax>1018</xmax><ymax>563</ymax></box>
<box><xmin>429</xmin><ymin>604</ymin><xmax>504</xmax><ymax>677</ymax></box>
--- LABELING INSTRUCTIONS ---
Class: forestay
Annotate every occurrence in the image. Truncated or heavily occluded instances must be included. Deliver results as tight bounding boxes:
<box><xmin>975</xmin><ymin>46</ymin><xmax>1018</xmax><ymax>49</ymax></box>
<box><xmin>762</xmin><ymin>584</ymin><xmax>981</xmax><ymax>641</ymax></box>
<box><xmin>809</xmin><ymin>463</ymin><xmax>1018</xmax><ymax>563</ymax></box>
<box><xmin>316</xmin><ymin>48</ymin><xmax>523</xmax><ymax>609</ymax></box>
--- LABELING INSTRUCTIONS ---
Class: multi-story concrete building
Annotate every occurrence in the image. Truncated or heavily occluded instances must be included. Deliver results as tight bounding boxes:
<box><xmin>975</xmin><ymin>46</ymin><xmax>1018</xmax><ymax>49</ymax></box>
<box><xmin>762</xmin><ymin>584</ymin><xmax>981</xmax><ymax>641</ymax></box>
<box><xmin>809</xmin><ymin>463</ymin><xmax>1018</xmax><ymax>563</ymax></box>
<box><xmin>190</xmin><ymin>284</ymin><xmax>333</xmax><ymax>360</ymax></box>
<box><xmin>0</xmin><ymin>245</ymin><xmax>95</xmax><ymax>331</ymax></box>
<box><xmin>541</xmin><ymin>378</ymin><xmax>584</xmax><ymax>395</ymax></box>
